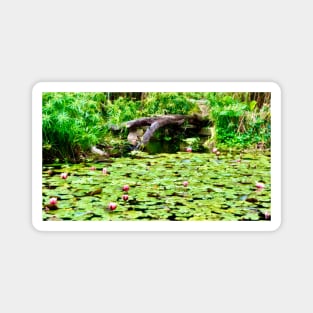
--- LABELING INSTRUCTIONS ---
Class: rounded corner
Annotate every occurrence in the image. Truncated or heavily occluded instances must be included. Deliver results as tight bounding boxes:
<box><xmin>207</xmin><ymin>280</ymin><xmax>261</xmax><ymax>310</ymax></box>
<box><xmin>269</xmin><ymin>217</ymin><xmax>282</xmax><ymax>232</ymax></box>
<box><xmin>32</xmin><ymin>82</ymin><xmax>45</xmax><ymax>95</ymax></box>
<box><xmin>268</xmin><ymin>81</ymin><xmax>282</xmax><ymax>94</ymax></box>
<box><xmin>32</xmin><ymin>219</ymin><xmax>44</xmax><ymax>232</ymax></box>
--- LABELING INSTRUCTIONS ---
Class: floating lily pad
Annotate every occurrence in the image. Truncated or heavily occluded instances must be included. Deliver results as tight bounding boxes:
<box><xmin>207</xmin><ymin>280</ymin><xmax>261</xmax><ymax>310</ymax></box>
<box><xmin>42</xmin><ymin>151</ymin><xmax>271</xmax><ymax>221</ymax></box>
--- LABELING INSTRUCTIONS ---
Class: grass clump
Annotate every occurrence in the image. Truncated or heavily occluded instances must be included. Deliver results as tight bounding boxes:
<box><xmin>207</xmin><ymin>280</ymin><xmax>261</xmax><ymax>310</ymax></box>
<box><xmin>42</xmin><ymin>92</ymin><xmax>106</xmax><ymax>162</ymax></box>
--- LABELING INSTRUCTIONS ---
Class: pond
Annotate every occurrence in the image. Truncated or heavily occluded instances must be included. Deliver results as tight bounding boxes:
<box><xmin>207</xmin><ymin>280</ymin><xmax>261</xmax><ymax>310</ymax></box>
<box><xmin>42</xmin><ymin>150</ymin><xmax>271</xmax><ymax>221</ymax></box>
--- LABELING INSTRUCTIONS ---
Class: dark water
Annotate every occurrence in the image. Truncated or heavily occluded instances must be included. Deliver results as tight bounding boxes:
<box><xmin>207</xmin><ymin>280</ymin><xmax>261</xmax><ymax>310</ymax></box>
<box><xmin>145</xmin><ymin>140</ymin><xmax>178</xmax><ymax>154</ymax></box>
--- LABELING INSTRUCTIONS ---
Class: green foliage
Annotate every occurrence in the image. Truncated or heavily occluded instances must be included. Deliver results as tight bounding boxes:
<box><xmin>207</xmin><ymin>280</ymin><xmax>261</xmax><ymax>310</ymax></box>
<box><xmin>103</xmin><ymin>93</ymin><xmax>197</xmax><ymax>126</ymax></box>
<box><xmin>42</xmin><ymin>92</ymin><xmax>106</xmax><ymax>162</ymax></box>
<box><xmin>206</xmin><ymin>93</ymin><xmax>271</xmax><ymax>148</ymax></box>
<box><xmin>143</xmin><ymin>93</ymin><xmax>197</xmax><ymax>116</ymax></box>
<box><xmin>42</xmin><ymin>91</ymin><xmax>271</xmax><ymax>162</ymax></box>
<box><xmin>105</xmin><ymin>97</ymin><xmax>141</xmax><ymax>125</ymax></box>
<box><xmin>42</xmin><ymin>92</ymin><xmax>198</xmax><ymax>161</ymax></box>
<box><xmin>184</xmin><ymin>92</ymin><xmax>207</xmax><ymax>100</ymax></box>
<box><xmin>183</xmin><ymin>137</ymin><xmax>201</xmax><ymax>151</ymax></box>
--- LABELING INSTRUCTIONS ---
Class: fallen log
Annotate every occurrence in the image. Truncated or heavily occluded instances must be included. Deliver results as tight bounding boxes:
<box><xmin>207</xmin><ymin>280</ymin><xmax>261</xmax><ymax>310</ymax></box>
<box><xmin>125</xmin><ymin>114</ymin><xmax>190</xmax><ymax>129</ymax></box>
<box><xmin>124</xmin><ymin>114</ymin><xmax>209</xmax><ymax>150</ymax></box>
<box><xmin>140</xmin><ymin>117</ymin><xmax>185</xmax><ymax>146</ymax></box>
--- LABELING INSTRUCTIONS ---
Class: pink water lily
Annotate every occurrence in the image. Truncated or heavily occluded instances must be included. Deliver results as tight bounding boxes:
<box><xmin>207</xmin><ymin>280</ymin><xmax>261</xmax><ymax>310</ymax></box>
<box><xmin>49</xmin><ymin>197</ymin><xmax>57</xmax><ymax>205</ymax></box>
<box><xmin>212</xmin><ymin>147</ymin><xmax>218</xmax><ymax>153</ymax></box>
<box><xmin>122</xmin><ymin>194</ymin><xmax>129</xmax><ymax>201</ymax></box>
<box><xmin>108</xmin><ymin>202</ymin><xmax>117</xmax><ymax>211</ymax></box>
<box><xmin>186</xmin><ymin>147</ymin><xmax>192</xmax><ymax>152</ymax></box>
<box><xmin>256</xmin><ymin>182</ymin><xmax>265</xmax><ymax>189</ymax></box>
<box><xmin>90</xmin><ymin>166</ymin><xmax>96</xmax><ymax>170</ymax></box>
<box><xmin>122</xmin><ymin>185</ymin><xmax>130</xmax><ymax>192</ymax></box>
<box><xmin>102</xmin><ymin>168</ymin><xmax>108</xmax><ymax>174</ymax></box>
<box><xmin>60</xmin><ymin>172</ymin><xmax>68</xmax><ymax>179</ymax></box>
<box><xmin>183</xmin><ymin>181</ymin><xmax>188</xmax><ymax>187</ymax></box>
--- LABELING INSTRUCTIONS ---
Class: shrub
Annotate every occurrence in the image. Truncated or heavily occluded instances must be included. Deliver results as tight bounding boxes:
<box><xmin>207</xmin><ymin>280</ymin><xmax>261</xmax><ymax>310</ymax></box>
<box><xmin>206</xmin><ymin>93</ymin><xmax>271</xmax><ymax>148</ymax></box>
<box><xmin>143</xmin><ymin>93</ymin><xmax>197</xmax><ymax>116</ymax></box>
<box><xmin>42</xmin><ymin>92</ymin><xmax>105</xmax><ymax>162</ymax></box>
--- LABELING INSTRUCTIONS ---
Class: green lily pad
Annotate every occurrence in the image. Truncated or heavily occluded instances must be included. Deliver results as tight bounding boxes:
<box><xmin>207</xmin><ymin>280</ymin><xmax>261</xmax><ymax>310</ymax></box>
<box><xmin>42</xmin><ymin>150</ymin><xmax>271</xmax><ymax>221</ymax></box>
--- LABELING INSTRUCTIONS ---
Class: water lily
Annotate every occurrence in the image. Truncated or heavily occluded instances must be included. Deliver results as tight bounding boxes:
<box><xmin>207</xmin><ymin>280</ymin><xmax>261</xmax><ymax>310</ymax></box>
<box><xmin>186</xmin><ymin>147</ymin><xmax>192</xmax><ymax>152</ymax></box>
<box><xmin>42</xmin><ymin>150</ymin><xmax>271</xmax><ymax>222</ymax></box>
<box><xmin>90</xmin><ymin>166</ymin><xmax>96</xmax><ymax>170</ymax></box>
<box><xmin>60</xmin><ymin>172</ymin><xmax>68</xmax><ymax>179</ymax></box>
<box><xmin>49</xmin><ymin>197</ymin><xmax>57</xmax><ymax>205</ymax></box>
<box><xmin>108</xmin><ymin>202</ymin><xmax>117</xmax><ymax>211</ymax></box>
<box><xmin>216</xmin><ymin>151</ymin><xmax>220</xmax><ymax>156</ymax></box>
<box><xmin>102</xmin><ymin>168</ymin><xmax>108</xmax><ymax>175</ymax></box>
<box><xmin>122</xmin><ymin>185</ymin><xmax>130</xmax><ymax>192</ymax></box>
<box><xmin>212</xmin><ymin>147</ymin><xmax>218</xmax><ymax>153</ymax></box>
<box><xmin>256</xmin><ymin>182</ymin><xmax>265</xmax><ymax>189</ymax></box>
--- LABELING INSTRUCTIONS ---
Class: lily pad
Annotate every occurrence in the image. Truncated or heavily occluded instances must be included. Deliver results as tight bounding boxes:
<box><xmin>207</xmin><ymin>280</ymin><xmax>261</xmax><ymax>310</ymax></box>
<box><xmin>42</xmin><ymin>150</ymin><xmax>271</xmax><ymax>221</ymax></box>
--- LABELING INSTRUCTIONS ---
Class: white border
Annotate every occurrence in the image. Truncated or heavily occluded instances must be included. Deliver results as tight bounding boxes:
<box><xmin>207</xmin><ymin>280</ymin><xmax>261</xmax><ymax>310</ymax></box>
<box><xmin>32</xmin><ymin>82</ymin><xmax>281</xmax><ymax>231</ymax></box>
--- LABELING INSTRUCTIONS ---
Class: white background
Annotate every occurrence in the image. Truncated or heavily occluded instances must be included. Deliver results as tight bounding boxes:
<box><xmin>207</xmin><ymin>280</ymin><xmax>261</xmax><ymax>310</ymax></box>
<box><xmin>0</xmin><ymin>1</ymin><xmax>311</xmax><ymax>312</ymax></box>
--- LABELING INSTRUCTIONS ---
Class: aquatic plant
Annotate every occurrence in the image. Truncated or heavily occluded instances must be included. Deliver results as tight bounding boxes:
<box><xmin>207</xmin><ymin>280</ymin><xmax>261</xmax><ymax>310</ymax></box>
<box><xmin>60</xmin><ymin>173</ymin><xmax>68</xmax><ymax>179</ymax></box>
<box><xmin>42</xmin><ymin>151</ymin><xmax>271</xmax><ymax>221</ymax></box>
<box><xmin>108</xmin><ymin>202</ymin><xmax>117</xmax><ymax>211</ymax></box>
<box><xmin>49</xmin><ymin>197</ymin><xmax>57</xmax><ymax>205</ymax></box>
<box><xmin>122</xmin><ymin>185</ymin><xmax>130</xmax><ymax>192</ymax></box>
<box><xmin>256</xmin><ymin>182</ymin><xmax>265</xmax><ymax>189</ymax></box>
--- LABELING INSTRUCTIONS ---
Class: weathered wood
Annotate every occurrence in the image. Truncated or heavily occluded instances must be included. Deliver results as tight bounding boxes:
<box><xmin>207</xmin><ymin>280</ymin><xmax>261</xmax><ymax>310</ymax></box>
<box><xmin>123</xmin><ymin>114</ymin><xmax>211</xmax><ymax>150</ymax></box>
<box><xmin>125</xmin><ymin>117</ymin><xmax>159</xmax><ymax>129</ymax></box>
<box><xmin>141</xmin><ymin>118</ymin><xmax>185</xmax><ymax>145</ymax></box>
<box><xmin>126</xmin><ymin>114</ymin><xmax>205</xmax><ymax>129</ymax></box>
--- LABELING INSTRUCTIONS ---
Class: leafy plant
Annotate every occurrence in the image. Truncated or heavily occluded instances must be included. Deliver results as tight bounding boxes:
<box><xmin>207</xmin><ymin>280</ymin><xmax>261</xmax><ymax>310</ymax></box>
<box><xmin>143</xmin><ymin>93</ymin><xmax>197</xmax><ymax>116</ymax></box>
<box><xmin>183</xmin><ymin>137</ymin><xmax>201</xmax><ymax>151</ymax></box>
<box><xmin>42</xmin><ymin>92</ymin><xmax>106</xmax><ymax>162</ymax></box>
<box><xmin>42</xmin><ymin>91</ymin><xmax>271</xmax><ymax>162</ymax></box>
<box><xmin>205</xmin><ymin>93</ymin><xmax>271</xmax><ymax>148</ymax></box>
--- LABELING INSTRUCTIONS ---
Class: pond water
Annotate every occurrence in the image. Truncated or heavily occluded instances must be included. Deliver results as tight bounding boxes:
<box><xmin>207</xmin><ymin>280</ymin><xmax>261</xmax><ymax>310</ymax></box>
<box><xmin>42</xmin><ymin>150</ymin><xmax>271</xmax><ymax>221</ymax></box>
<box><xmin>145</xmin><ymin>140</ymin><xmax>178</xmax><ymax>154</ymax></box>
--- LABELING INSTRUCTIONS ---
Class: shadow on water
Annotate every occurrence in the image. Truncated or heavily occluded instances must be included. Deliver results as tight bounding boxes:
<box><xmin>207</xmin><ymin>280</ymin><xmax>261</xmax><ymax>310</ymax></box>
<box><xmin>145</xmin><ymin>140</ymin><xmax>179</xmax><ymax>154</ymax></box>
